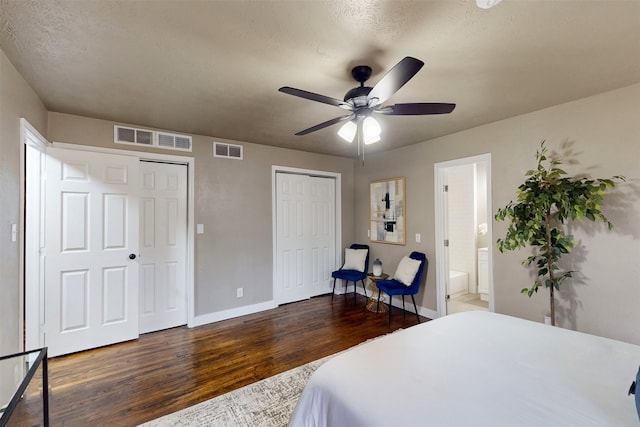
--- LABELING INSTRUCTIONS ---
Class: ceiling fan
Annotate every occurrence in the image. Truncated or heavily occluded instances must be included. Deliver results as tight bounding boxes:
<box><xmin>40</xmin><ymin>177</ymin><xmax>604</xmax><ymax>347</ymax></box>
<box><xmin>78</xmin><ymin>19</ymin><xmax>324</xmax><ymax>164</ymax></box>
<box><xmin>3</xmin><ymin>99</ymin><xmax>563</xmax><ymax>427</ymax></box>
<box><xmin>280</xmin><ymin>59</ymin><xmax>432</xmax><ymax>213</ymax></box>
<box><xmin>279</xmin><ymin>56</ymin><xmax>455</xmax><ymax>159</ymax></box>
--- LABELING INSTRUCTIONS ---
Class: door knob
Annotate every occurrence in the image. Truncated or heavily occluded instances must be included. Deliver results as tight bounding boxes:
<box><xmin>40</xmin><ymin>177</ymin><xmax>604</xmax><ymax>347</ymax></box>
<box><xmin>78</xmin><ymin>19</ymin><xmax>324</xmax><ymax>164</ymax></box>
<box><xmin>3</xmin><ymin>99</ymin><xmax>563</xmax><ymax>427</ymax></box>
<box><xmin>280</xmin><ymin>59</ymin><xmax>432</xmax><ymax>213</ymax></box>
<box><xmin>129</xmin><ymin>253</ymin><xmax>137</xmax><ymax>260</ymax></box>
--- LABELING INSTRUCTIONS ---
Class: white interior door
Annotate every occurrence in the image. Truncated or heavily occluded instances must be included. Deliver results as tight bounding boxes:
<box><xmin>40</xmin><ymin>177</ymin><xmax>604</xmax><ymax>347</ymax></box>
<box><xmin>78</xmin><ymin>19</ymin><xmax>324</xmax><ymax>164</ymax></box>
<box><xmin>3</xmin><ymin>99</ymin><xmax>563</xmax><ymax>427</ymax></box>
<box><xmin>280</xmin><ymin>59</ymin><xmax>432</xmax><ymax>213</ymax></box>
<box><xmin>23</xmin><ymin>123</ymin><xmax>48</xmax><ymax>352</ymax></box>
<box><xmin>139</xmin><ymin>161</ymin><xmax>188</xmax><ymax>334</ymax></box>
<box><xmin>309</xmin><ymin>175</ymin><xmax>336</xmax><ymax>296</ymax></box>
<box><xmin>44</xmin><ymin>147</ymin><xmax>139</xmax><ymax>357</ymax></box>
<box><xmin>275</xmin><ymin>173</ymin><xmax>335</xmax><ymax>304</ymax></box>
<box><xmin>442</xmin><ymin>172</ymin><xmax>453</xmax><ymax>314</ymax></box>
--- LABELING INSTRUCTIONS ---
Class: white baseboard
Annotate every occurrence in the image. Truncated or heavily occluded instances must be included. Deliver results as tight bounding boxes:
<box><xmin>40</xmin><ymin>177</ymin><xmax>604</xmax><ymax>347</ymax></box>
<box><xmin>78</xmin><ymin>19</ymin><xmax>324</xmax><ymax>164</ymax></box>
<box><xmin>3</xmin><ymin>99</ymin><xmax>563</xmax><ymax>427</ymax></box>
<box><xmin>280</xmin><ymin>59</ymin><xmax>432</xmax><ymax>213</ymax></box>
<box><xmin>385</xmin><ymin>295</ymin><xmax>438</xmax><ymax>320</ymax></box>
<box><xmin>190</xmin><ymin>300</ymin><xmax>278</xmax><ymax>328</ymax></box>
<box><xmin>348</xmin><ymin>285</ymin><xmax>439</xmax><ymax>320</ymax></box>
<box><xmin>190</xmin><ymin>287</ymin><xmax>439</xmax><ymax>328</ymax></box>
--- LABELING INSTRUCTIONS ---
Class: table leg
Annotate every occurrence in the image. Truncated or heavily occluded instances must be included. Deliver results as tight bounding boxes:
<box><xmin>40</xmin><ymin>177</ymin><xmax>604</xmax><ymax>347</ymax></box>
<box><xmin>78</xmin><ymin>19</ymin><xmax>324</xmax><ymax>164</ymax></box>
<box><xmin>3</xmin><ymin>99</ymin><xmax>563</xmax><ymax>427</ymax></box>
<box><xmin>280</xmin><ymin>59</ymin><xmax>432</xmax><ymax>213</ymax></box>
<box><xmin>366</xmin><ymin>279</ymin><xmax>388</xmax><ymax>313</ymax></box>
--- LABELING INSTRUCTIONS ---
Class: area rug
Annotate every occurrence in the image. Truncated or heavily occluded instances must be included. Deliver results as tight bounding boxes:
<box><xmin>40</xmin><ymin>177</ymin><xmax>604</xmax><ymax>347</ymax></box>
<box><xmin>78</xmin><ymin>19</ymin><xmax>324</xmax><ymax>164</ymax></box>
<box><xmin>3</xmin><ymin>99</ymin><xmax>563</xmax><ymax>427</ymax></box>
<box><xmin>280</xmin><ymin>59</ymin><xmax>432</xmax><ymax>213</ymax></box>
<box><xmin>138</xmin><ymin>354</ymin><xmax>333</xmax><ymax>427</ymax></box>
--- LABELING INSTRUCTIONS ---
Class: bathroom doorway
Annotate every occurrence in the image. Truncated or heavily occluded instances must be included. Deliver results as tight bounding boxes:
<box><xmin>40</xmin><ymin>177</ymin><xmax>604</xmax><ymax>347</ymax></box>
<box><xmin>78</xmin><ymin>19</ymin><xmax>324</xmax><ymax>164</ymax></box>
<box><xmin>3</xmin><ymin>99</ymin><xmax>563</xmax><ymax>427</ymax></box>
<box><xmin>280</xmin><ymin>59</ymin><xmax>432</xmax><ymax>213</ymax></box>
<box><xmin>434</xmin><ymin>154</ymin><xmax>493</xmax><ymax>317</ymax></box>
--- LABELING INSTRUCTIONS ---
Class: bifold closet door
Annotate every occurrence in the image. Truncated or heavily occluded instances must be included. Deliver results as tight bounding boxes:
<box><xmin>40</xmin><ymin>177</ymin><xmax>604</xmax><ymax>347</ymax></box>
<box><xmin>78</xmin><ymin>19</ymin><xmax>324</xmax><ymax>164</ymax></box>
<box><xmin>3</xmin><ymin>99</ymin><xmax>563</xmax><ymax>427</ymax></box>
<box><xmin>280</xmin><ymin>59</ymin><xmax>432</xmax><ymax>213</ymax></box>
<box><xmin>275</xmin><ymin>173</ymin><xmax>335</xmax><ymax>304</ymax></box>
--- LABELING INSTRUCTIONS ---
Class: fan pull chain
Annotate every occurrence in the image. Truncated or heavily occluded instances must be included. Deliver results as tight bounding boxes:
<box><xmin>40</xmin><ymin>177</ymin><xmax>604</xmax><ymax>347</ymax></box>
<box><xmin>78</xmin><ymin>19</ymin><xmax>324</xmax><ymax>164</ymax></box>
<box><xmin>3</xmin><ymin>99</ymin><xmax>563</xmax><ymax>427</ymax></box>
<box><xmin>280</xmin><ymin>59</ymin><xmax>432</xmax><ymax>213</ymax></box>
<box><xmin>357</xmin><ymin>116</ymin><xmax>364</xmax><ymax>165</ymax></box>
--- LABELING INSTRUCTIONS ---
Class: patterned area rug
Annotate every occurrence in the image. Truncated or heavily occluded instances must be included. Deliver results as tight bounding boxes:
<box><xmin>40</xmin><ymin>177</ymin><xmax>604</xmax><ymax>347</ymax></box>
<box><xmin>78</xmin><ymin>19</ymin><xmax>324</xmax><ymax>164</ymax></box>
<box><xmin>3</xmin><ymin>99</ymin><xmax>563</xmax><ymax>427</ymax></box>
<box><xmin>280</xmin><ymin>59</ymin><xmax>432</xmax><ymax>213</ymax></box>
<box><xmin>139</xmin><ymin>355</ymin><xmax>332</xmax><ymax>427</ymax></box>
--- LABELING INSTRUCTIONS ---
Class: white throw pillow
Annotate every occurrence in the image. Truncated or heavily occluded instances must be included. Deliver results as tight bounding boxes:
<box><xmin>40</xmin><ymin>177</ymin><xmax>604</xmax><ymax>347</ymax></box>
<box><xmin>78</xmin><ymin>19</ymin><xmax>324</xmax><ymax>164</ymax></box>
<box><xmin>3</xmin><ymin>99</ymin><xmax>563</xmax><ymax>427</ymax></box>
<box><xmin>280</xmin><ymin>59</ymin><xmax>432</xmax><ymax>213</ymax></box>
<box><xmin>394</xmin><ymin>256</ymin><xmax>421</xmax><ymax>286</ymax></box>
<box><xmin>343</xmin><ymin>248</ymin><xmax>368</xmax><ymax>272</ymax></box>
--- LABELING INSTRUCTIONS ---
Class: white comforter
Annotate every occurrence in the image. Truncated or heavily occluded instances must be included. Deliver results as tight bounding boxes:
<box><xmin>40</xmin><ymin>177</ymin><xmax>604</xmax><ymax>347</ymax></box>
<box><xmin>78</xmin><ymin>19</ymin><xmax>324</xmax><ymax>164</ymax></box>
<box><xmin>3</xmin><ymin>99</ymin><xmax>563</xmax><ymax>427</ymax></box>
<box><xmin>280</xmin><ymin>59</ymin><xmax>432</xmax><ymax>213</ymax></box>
<box><xmin>289</xmin><ymin>311</ymin><xmax>640</xmax><ymax>426</ymax></box>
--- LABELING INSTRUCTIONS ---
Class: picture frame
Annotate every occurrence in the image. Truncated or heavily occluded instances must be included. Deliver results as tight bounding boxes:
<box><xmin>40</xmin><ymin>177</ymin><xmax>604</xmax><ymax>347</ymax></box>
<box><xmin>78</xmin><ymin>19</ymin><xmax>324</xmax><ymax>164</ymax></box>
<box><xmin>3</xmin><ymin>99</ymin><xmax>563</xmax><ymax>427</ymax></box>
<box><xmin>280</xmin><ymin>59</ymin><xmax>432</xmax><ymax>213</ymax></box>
<box><xmin>370</xmin><ymin>177</ymin><xmax>406</xmax><ymax>245</ymax></box>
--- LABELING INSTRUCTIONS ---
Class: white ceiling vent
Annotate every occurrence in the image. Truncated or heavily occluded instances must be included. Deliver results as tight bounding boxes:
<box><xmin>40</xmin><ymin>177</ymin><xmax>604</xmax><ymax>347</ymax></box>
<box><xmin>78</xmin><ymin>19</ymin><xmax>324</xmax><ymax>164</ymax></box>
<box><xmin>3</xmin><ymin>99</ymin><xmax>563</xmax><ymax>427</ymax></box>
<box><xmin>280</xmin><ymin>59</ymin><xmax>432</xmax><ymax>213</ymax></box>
<box><xmin>114</xmin><ymin>126</ymin><xmax>192</xmax><ymax>152</ymax></box>
<box><xmin>214</xmin><ymin>141</ymin><xmax>243</xmax><ymax>159</ymax></box>
<box><xmin>157</xmin><ymin>132</ymin><xmax>192</xmax><ymax>152</ymax></box>
<box><xmin>115</xmin><ymin>125</ymin><xmax>153</xmax><ymax>146</ymax></box>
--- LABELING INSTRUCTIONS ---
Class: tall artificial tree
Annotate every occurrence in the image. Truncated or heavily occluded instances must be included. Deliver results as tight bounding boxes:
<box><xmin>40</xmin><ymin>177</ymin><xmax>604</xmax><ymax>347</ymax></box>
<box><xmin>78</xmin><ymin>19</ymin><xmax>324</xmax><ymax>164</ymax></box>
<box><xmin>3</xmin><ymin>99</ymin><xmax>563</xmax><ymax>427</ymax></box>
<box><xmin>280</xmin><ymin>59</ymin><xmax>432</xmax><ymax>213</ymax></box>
<box><xmin>495</xmin><ymin>141</ymin><xmax>623</xmax><ymax>326</ymax></box>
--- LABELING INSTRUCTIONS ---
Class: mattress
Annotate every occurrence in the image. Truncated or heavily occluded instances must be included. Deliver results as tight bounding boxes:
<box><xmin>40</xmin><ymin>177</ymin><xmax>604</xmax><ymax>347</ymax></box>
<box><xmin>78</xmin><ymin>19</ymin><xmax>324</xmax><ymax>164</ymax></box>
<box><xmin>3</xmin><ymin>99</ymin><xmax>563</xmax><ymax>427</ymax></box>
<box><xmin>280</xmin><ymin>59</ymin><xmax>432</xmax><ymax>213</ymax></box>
<box><xmin>289</xmin><ymin>311</ymin><xmax>640</xmax><ymax>426</ymax></box>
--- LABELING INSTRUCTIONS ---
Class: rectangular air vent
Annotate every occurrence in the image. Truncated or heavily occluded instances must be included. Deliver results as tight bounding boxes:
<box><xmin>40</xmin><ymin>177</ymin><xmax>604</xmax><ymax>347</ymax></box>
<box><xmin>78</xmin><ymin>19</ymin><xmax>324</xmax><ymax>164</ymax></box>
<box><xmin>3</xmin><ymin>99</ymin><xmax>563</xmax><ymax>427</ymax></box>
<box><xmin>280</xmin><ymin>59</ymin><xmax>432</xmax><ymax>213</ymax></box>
<box><xmin>114</xmin><ymin>126</ymin><xmax>192</xmax><ymax>152</ymax></box>
<box><xmin>115</xmin><ymin>126</ymin><xmax>153</xmax><ymax>146</ymax></box>
<box><xmin>214</xmin><ymin>141</ymin><xmax>243</xmax><ymax>159</ymax></box>
<box><xmin>157</xmin><ymin>132</ymin><xmax>192</xmax><ymax>152</ymax></box>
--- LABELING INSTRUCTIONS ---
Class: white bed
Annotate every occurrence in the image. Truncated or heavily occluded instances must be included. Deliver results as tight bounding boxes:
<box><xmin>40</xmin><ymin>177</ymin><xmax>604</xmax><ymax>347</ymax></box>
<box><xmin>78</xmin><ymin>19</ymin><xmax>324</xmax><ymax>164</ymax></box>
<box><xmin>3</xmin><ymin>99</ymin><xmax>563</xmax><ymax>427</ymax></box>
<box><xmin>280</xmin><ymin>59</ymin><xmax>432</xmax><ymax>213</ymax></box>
<box><xmin>289</xmin><ymin>311</ymin><xmax>640</xmax><ymax>426</ymax></box>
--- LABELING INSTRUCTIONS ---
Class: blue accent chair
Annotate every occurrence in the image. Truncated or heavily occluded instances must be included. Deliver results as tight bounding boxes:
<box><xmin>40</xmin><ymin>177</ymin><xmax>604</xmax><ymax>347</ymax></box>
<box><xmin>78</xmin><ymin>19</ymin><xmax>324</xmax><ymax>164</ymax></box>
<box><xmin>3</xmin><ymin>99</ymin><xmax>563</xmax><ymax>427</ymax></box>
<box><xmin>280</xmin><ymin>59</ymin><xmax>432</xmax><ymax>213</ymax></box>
<box><xmin>331</xmin><ymin>244</ymin><xmax>369</xmax><ymax>303</ymax></box>
<box><xmin>376</xmin><ymin>251</ymin><xmax>427</xmax><ymax>326</ymax></box>
<box><xmin>635</xmin><ymin>366</ymin><xmax>640</xmax><ymax>420</ymax></box>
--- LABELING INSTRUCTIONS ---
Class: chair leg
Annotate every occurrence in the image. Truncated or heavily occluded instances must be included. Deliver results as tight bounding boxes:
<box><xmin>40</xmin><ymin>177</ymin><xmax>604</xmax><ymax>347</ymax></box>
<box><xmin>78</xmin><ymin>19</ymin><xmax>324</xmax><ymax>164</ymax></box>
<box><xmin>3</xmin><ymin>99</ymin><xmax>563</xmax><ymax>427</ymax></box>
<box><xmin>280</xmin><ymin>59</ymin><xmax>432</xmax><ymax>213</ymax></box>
<box><xmin>377</xmin><ymin>291</ymin><xmax>381</xmax><ymax>312</ymax></box>
<box><xmin>332</xmin><ymin>278</ymin><xmax>336</xmax><ymax>301</ymax></box>
<box><xmin>361</xmin><ymin>279</ymin><xmax>368</xmax><ymax>298</ymax></box>
<box><xmin>388</xmin><ymin>295</ymin><xmax>392</xmax><ymax>327</ymax></box>
<box><xmin>411</xmin><ymin>295</ymin><xmax>420</xmax><ymax>323</ymax></box>
<box><xmin>353</xmin><ymin>281</ymin><xmax>357</xmax><ymax>303</ymax></box>
<box><xmin>402</xmin><ymin>295</ymin><xmax>406</xmax><ymax>316</ymax></box>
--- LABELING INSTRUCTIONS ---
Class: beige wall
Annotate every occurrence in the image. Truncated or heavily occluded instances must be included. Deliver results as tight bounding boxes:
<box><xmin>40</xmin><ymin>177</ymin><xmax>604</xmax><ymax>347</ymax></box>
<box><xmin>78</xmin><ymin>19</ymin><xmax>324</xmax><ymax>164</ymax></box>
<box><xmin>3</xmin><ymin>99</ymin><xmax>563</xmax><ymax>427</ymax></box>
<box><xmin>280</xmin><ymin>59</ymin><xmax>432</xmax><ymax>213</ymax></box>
<box><xmin>355</xmin><ymin>83</ymin><xmax>640</xmax><ymax>344</ymax></box>
<box><xmin>0</xmin><ymin>48</ymin><xmax>47</xmax><ymax>405</ymax></box>
<box><xmin>47</xmin><ymin>112</ymin><xmax>355</xmax><ymax>317</ymax></box>
<box><xmin>0</xmin><ymin>49</ymin><xmax>48</xmax><ymax>356</ymax></box>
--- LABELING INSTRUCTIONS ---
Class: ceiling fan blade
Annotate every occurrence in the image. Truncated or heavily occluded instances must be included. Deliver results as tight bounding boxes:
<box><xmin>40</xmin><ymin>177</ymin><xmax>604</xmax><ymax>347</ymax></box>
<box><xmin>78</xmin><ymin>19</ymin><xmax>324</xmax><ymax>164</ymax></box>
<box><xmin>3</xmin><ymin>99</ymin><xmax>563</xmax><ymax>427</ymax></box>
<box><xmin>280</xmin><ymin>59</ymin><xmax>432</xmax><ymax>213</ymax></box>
<box><xmin>367</xmin><ymin>57</ymin><xmax>424</xmax><ymax>106</ymax></box>
<box><xmin>279</xmin><ymin>86</ymin><xmax>352</xmax><ymax>110</ymax></box>
<box><xmin>377</xmin><ymin>102</ymin><xmax>456</xmax><ymax>115</ymax></box>
<box><xmin>295</xmin><ymin>114</ymin><xmax>354</xmax><ymax>136</ymax></box>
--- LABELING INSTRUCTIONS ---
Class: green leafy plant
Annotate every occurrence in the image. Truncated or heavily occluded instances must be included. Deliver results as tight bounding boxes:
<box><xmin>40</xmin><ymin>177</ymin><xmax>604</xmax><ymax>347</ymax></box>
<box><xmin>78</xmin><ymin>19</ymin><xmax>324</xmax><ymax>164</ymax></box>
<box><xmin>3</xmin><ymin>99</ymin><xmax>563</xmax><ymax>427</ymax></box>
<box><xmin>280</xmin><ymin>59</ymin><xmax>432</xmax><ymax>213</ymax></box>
<box><xmin>495</xmin><ymin>141</ymin><xmax>624</xmax><ymax>326</ymax></box>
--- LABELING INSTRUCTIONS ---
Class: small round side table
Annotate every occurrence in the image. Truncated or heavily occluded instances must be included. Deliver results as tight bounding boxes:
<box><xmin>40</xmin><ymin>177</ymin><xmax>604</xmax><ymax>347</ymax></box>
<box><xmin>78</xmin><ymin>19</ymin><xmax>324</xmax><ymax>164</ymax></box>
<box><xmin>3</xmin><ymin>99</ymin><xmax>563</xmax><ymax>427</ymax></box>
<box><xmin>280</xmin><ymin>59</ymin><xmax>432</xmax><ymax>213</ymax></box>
<box><xmin>365</xmin><ymin>273</ymin><xmax>389</xmax><ymax>313</ymax></box>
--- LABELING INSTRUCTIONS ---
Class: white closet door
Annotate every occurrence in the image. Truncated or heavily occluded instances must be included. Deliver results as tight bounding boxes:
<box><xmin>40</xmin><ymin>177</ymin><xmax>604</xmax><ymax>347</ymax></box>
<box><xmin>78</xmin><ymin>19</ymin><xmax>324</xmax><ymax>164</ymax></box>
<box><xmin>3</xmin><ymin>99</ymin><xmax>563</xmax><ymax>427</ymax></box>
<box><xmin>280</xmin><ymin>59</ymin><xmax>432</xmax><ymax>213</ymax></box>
<box><xmin>45</xmin><ymin>147</ymin><xmax>139</xmax><ymax>357</ymax></box>
<box><xmin>275</xmin><ymin>173</ymin><xmax>335</xmax><ymax>304</ymax></box>
<box><xmin>139</xmin><ymin>161</ymin><xmax>188</xmax><ymax>334</ymax></box>
<box><xmin>308</xmin><ymin>176</ymin><xmax>336</xmax><ymax>297</ymax></box>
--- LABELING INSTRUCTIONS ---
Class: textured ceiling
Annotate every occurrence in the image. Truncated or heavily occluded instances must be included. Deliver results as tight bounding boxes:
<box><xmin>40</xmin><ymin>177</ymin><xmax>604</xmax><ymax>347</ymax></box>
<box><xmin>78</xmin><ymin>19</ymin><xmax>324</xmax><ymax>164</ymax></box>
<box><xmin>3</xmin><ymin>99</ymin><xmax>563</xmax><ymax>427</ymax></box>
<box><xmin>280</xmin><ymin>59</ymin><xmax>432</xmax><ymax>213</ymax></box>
<box><xmin>1</xmin><ymin>0</ymin><xmax>639</xmax><ymax>157</ymax></box>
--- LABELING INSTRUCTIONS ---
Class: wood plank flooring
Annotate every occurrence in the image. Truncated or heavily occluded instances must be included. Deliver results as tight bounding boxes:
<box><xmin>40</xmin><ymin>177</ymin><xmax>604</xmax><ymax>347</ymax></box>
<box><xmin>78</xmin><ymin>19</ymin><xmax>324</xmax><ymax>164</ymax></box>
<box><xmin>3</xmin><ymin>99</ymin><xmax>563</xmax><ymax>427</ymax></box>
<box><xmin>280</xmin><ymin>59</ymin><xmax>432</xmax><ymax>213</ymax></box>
<box><xmin>12</xmin><ymin>293</ymin><xmax>429</xmax><ymax>426</ymax></box>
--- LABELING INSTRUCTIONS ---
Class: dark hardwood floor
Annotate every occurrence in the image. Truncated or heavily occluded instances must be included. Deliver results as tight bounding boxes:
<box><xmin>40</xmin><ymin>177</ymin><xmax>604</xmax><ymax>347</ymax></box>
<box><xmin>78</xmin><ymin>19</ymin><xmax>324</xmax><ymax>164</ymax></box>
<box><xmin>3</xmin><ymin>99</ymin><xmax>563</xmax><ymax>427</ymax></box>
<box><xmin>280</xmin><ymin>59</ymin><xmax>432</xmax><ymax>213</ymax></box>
<box><xmin>11</xmin><ymin>293</ymin><xmax>429</xmax><ymax>426</ymax></box>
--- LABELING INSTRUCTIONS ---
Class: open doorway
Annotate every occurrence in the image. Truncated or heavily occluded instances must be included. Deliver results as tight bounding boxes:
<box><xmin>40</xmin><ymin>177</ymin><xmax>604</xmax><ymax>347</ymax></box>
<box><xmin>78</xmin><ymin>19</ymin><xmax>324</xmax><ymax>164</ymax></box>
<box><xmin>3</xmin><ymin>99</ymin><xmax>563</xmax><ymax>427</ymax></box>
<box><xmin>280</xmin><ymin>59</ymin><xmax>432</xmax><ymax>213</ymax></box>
<box><xmin>434</xmin><ymin>154</ymin><xmax>493</xmax><ymax>317</ymax></box>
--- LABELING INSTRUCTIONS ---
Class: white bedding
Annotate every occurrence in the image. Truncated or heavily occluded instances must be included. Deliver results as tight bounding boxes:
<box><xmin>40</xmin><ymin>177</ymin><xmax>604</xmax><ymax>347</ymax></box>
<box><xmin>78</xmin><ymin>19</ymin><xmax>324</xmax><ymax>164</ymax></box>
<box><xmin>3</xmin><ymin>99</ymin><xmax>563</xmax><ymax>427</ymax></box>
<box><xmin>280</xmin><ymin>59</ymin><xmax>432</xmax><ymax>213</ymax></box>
<box><xmin>289</xmin><ymin>311</ymin><xmax>640</xmax><ymax>426</ymax></box>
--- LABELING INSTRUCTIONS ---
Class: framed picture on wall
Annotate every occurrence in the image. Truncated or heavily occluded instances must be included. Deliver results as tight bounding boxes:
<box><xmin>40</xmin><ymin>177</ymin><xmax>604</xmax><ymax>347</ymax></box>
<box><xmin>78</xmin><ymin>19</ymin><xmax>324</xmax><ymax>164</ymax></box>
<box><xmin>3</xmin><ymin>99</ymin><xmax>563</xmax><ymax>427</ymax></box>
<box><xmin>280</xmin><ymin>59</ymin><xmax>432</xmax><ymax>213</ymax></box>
<box><xmin>370</xmin><ymin>177</ymin><xmax>406</xmax><ymax>245</ymax></box>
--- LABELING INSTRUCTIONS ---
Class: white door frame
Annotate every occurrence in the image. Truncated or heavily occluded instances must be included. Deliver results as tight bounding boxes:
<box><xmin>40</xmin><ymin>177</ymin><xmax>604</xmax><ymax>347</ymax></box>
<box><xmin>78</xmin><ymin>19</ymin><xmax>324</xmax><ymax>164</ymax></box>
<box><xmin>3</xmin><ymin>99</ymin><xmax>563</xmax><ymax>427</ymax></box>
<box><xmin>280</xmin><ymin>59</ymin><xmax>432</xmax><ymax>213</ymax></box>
<box><xmin>21</xmin><ymin>119</ymin><xmax>50</xmax><ymax>351</ymax></box>
<box><xmin>271</xmin><ymin>166</ymin><xmax>342</xmax><ymax>305</ymax></box>
<box><xmin>434</xmin><ymin>153</ymin><xmax>494</xmax><ymax>318</ymax></box>
<box><xmin>24</xmin><ymin>140</ymin><xmax>196</xmax><ymax>350</ymax></box>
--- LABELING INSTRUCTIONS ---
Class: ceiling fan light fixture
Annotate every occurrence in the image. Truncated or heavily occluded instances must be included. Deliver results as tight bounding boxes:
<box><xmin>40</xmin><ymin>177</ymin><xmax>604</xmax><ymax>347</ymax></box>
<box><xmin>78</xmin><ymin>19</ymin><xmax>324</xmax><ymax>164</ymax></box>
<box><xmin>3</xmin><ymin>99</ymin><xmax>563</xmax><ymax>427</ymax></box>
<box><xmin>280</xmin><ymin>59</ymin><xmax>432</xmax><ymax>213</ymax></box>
<box><xmin>364</xmin><ymin>134</ymin><xmax>381</xmax><ymax>145</ymax></box>
<box><xmin>363</xmin><ymin>116</ymin><xmax>381</xmax><ymax>144</ymax></box>
<box><xmin>476</xmin><ymin>0</ymin><xmax>502</xmax><ymax>9</ymax></box>
<box><xmin>280</xmin><ymin>56</ymin><xmax>455</xmax><ymax>160</ymax></box>
<box><xmin>337</xmin><ymin>120</ymin><xmax>357</xmax><ymax>143</ymax></box>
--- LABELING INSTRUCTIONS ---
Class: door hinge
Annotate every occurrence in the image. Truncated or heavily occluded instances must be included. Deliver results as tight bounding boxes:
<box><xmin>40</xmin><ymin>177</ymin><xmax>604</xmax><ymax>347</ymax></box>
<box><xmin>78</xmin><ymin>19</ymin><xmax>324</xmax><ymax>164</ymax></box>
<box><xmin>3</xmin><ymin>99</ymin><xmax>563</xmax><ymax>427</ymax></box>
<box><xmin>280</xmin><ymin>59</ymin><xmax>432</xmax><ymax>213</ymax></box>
<box><xmin>444</xmin><ymin>239</ymin><xmax>449</xmax><ymax>247</ymax></box>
